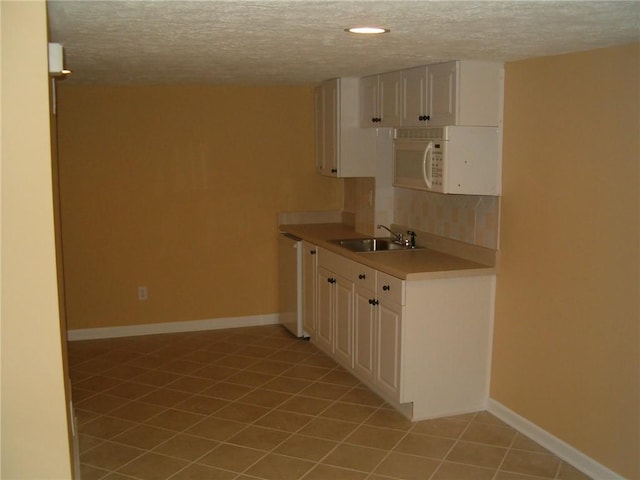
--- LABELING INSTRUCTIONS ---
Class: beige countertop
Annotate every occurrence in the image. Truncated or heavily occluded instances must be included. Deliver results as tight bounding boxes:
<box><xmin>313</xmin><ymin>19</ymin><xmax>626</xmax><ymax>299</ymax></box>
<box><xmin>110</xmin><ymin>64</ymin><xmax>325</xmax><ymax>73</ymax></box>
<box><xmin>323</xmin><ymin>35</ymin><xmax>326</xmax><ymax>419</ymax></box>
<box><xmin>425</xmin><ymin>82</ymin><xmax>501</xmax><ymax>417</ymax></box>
<box><xmin>279</xmin><ymin>223</ymin><xmax>496</xmax><ymax>281</ymax></box>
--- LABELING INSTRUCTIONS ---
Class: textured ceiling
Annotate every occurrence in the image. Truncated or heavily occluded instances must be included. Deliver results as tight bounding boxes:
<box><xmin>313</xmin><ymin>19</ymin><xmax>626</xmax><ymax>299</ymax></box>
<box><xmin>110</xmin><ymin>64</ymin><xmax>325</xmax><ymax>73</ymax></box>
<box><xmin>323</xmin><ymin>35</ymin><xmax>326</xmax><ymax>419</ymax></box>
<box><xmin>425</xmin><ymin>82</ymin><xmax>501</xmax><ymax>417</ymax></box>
<box><xmin>47</xmin><ymin>0</ymin><xmax>640</xmax><ymax>85</ymax></box>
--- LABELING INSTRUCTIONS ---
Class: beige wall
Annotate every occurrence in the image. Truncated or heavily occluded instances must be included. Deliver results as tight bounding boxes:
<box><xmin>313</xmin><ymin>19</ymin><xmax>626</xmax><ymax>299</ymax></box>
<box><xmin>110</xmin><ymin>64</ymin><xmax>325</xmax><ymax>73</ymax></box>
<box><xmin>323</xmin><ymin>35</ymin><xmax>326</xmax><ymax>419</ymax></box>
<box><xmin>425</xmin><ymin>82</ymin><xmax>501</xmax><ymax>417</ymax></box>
<box><xmin>492</xmin><ymin>43</ymin><xmax>639</xmax><ymax>478</ymax></box>
<box><xmin>0</xmin><ymin>1</ymin><xmax>72</xmax><ymax>477</ymax></box>
<box><xmin>56</xmin><ymin>85</ymin><xmax>342</xmax><ymax>330</ymax></box>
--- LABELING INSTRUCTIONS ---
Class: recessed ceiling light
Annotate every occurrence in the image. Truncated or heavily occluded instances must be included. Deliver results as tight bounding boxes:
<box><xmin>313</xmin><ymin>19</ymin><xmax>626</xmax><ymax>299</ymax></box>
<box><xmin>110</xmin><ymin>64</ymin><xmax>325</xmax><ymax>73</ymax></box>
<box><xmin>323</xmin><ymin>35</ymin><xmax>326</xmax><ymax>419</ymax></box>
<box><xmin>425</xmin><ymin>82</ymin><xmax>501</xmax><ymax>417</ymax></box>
<box><xmin>345</xmin><ymin>27</ymin><xmax>390</xmax><ymax>35</ymax></box>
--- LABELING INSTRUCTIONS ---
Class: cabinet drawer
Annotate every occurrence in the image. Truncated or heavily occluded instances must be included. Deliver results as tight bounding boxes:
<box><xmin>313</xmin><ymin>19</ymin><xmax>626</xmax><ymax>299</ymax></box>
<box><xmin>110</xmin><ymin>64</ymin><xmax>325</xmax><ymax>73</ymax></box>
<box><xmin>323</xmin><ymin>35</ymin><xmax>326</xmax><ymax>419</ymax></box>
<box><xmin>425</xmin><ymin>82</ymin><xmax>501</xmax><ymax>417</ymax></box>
<box><xmin>352</xmin><ymin>263</ymin><xmax>375</xmax><ymax>291</ymax></box>
<box><xmin>376</xmin><ymin>271</ymin><xmax>405</xmax><ymax>305</ymax></box>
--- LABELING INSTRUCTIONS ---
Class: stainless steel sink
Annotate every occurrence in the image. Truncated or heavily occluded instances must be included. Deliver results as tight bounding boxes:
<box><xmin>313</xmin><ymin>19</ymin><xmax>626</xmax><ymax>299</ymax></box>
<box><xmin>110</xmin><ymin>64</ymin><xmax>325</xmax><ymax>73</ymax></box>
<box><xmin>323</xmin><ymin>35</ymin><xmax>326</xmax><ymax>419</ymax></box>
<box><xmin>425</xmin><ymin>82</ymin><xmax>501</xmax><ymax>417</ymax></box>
<box><xmin>332</xmin><ymin>237</ymin><xmax>421</xmax><ymax>253</ymax></box>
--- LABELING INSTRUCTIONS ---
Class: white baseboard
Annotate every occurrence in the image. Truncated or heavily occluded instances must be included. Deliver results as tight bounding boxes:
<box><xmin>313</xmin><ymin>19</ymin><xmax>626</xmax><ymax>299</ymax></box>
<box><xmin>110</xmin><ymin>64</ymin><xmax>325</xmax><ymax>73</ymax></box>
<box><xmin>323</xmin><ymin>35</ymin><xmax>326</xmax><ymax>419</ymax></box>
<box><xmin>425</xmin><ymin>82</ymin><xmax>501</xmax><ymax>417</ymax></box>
<box><xmin>487</xmin><ymin>398</ymin><xmax>624</xmax><ymax>480</ymax></box>
<box><xmin>67</xmin><ymin>314</ymin><xmax>280</xmax><ymax>341</ymax></box>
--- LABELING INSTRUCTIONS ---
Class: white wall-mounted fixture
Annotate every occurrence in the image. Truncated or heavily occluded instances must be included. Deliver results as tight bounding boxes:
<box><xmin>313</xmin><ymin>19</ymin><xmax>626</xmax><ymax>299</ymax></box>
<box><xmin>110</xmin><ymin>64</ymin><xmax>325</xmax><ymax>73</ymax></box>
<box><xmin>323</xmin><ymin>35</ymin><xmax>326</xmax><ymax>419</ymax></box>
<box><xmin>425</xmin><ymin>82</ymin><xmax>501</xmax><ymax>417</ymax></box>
<box><xmin>345</xmin><ymin>27</ymin><xmax>390</xmax><ymax>34</ymax></box>
<box><xmin>48</xmin><ymin>43</ymin><xmax>71</xmax><ymax>77</ymax></box>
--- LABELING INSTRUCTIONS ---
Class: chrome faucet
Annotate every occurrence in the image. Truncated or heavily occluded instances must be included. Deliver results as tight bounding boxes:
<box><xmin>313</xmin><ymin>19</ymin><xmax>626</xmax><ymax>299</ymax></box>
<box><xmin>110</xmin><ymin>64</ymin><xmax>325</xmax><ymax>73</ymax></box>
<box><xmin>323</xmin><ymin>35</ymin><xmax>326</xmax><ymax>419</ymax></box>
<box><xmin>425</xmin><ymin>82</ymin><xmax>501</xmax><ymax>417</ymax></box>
<box><xmin>377</xmin><ymin>224</ymin><xmax>404</xmax><ymax>245</ymax></box>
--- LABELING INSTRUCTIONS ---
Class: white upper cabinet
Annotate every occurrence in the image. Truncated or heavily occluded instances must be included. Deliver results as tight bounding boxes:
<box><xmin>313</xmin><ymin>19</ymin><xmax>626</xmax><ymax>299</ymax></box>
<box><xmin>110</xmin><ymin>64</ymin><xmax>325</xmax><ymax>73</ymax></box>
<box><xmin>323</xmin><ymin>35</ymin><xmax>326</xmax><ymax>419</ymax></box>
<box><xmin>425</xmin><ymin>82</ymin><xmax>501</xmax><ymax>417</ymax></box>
<box><xmin>362</xmin><ymin>60</ymin><xmax>503</xmax><ymax>128</ymax></box>
<box><xmin>401</xmin><ymin>65</ymin><xmax>430</xmax><ymax>127</ymax></box>
<box><xmin>429</xmin><ymin>60</ymin><xmax>503</xmax><ymax>126</ymax></box>
<box><xmin>360</xmin><ymin>71</ymin><xmax>402</xmax><ymax>127</ymax></box>
<box><xmin>315</xmin><ymin>77</ymin><xmax>376</xmax><ymax>177</ymax></box>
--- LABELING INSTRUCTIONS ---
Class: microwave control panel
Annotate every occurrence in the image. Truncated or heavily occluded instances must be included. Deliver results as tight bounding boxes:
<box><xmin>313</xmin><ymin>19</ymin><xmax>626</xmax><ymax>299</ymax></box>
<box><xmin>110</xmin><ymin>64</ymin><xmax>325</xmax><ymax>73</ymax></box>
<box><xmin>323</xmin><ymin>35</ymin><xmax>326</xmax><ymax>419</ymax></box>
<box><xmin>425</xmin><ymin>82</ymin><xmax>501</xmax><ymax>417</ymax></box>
<box><xmin>430</xmin><ymin>142</ymin><xmax>444</xmax><ymax>190</ymax></box>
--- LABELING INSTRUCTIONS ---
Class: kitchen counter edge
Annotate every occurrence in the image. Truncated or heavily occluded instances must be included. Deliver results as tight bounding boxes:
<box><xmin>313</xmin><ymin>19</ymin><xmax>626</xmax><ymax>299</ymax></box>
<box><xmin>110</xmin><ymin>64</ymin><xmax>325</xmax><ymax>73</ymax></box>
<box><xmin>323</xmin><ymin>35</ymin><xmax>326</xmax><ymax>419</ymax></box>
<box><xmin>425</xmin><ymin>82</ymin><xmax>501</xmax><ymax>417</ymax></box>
<box><xmin>279</xmin><ymin>223</ymin><xmax>496</xmax><ymax>281</ymax></box>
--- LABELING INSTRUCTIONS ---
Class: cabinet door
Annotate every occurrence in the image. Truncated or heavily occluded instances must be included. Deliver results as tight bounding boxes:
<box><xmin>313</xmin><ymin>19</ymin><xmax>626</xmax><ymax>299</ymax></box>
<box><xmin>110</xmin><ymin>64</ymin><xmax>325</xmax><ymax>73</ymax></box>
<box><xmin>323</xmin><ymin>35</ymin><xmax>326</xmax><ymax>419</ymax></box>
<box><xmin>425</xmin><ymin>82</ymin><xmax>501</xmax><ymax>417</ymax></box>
<box><xmin>353</xmin><ymin>288</ymin><xmax>375</xmax><ymax>381</ymax></box>
<box><xmin>321</xmin><ymin>79</ymin><xmax>339</xmax><ymax>176</ymax></box>
<box><xmin>314</xmin><ymin>86</ymin><xmax>324</xmax><ymax>173</ymax></box>
<box><xmin>302</xmin><ymin>243</ymin><xmax>317</xmax><ymax>336</ymax></box>
<box><xmin>375</xmin><ymin>301</ymin><xmax>402</xmax><ymax>401</ymax></box>
<box><xmin>360</xmin><ymin>75</ymin><xmax>379</xmax><ymax>126</ymax></box>
<box><xmin>333</xmin><ymin>274</ymin><xmax>354</xmax><ymax>368</ymax></box>
<box><xmin>316</xmin><ymin>266</ymin><xmax>334</xmax><ymax>353</ymax></box>
<box><xmin>428</xmin><ymin>61</ymin><xmax>457</xmax><ymax>126</ymax></box>
<box><xmin>379</xmin><ymin>71</ymin><xmax>401</xmax><ymax>127</ymax></box>
<box><xmin>402</xmin><ymin>66</ymin><xmax>430</xmax><ymax>127</ymax></box>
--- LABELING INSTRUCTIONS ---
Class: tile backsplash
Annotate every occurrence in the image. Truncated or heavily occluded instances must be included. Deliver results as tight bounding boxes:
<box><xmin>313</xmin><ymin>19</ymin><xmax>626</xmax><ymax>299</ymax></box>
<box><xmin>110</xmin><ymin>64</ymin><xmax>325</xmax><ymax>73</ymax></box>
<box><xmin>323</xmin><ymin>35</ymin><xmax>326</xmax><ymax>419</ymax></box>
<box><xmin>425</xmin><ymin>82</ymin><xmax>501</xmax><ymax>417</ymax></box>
<box><xmin>394</xmin><ymin>189</ymin><xmax>500</xmax><ymax>249</ymax></box>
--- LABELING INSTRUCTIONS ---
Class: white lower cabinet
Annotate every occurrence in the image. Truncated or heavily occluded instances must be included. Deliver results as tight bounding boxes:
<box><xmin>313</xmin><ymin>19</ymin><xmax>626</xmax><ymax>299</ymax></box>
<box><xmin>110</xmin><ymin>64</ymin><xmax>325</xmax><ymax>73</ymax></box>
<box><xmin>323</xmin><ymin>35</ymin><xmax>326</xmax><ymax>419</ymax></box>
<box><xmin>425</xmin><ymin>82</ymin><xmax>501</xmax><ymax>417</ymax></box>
<box><xmin>301</xmin><ymin>241</ymin><xmax>317</xmax><ymax>336</ymax></box>
<box><xmin>312</xmin><ymin>246</ymin><xmax>494</xmax><ymax>421</ymax></box>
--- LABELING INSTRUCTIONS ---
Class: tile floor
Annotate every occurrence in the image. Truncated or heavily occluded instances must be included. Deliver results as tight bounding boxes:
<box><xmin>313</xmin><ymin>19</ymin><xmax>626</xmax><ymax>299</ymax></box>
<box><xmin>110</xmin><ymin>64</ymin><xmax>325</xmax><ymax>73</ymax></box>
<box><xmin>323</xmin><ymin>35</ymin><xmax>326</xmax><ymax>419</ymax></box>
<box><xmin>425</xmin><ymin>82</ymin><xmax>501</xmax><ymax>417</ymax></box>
<box><xmin>70</xmin><ymin>324</ymin><xmax>591</xmax><ymax>480</ymax></box>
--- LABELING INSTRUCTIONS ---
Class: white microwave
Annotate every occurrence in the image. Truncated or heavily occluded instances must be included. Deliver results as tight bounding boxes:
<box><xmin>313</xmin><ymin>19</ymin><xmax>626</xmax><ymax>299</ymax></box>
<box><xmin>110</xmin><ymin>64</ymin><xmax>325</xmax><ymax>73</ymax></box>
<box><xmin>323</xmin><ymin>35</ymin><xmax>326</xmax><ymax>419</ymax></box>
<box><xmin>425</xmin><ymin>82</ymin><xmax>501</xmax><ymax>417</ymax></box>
<box><xmin>393</xmin><ymin>126</ymin><xmax>501</xmax><ymax>195</ymax></box>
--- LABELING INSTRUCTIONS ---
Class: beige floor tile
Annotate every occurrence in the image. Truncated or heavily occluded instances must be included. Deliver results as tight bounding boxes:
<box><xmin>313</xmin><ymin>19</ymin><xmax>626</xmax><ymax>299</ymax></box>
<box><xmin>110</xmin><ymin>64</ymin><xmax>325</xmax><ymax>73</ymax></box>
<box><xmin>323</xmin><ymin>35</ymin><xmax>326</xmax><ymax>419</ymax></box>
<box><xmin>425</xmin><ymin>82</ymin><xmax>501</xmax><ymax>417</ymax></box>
<box><xmin>299</xmin><ymin>382</ymin><xmax>351</xmax><ymax>400</ymax></box>
<box><xmin>174</xmin><ymin>394</ymin><xmax>228</xmax><ymax>415</ymax></box>
<box><xmin>227</xmin><ymin>425</ymin><xmax>292</xmax><ymax>450</ymax></box>
<box><xmin>393</xmin><ymin>432</ymin><xmax>455</xmax><ymax>459</ymax></box>
<box><xmin>112</xmin><ymin>424</ymin><xmax>176</xmax><ymax>450</ymax></box>
<box><xmin>345</xmin><ymin>424</ymin><xmax>406</xmax><ymax>450</ymax></box>
<box><xmin>153</xmin><ymin>433</ymin><xmax>219</xmax><ymax>461</ymax></box>
<box><xmin>166</xmin><ymin>375</ymin><xmax>216</xmax><ymax>394</ymax></box>
<box><xmin>80</xmin><ymin>440</ymin><xmax>145</xmax><ymax>471</ymax></box>
<box><xmin>161</xmin><ymin>358</ymin><xmax>205</xmax><ymax>374</ymax></box>
<box><xmin>274</xmin><ymin>434</ymin><xmax>339</xmax><ymax>461</ymax></box>
<box><xmin>500</xmin><ymin>449</ymin><xmax>561</xmax><ymax>478</ymax></box>
<box><xmin>411</xmin><ymin>416</ymin><xmax>470</xmax><ymax>439</ymax></box>
<box><xmin>261</xmin><ymin>376</ymin><xmax>313</xmax><ymax>393</ymax></box>
<box><xmin>181</xmin><ymin>349</ymin><xmax>226</xmax><ymax>364</ymax></box>
<box><xmin>185</xmin><ymin>416</ymin><xmax>246</xmax><ymax>441</ymax></box>
<box><xmin>214</xmin><ymin>354</ymin><xmax>259</xmax><ymax>369</ymax></box>
<box><xmin>254</xmin><ymin>409</ymin><xmax>314</xmax><ymax>432</ymax></box>
<box><xmin>79</xmin><ymin>463</ymin><xmax>110</xmax><ymax>480</ymax></box>
<box><xmin>145</xmin><ymin>408</ymin><xmax>207</xmax><ymax>431</ymax></box>
<box><xmin>339</xmin><ymin>387</ymin><xmax>385</xmax><ymax>407</ymax></box>
<box><xmin>192</xmin><ymin>364</ymin><xmax>242</xmax><ymax>381</ymax></box>
<box><xmin>318</xmin><ymin>370</ymin><xmax>361</xmax><ymax>387</ymax></box>
<box><xmin>104</xmin><ymin>364</ymin><xmax>149</xmax><ymax>380</ymax></box>
<box><xmin>320</xmin><ymin>401</ymin><xmax>377</xmax><ymax>423</ymax></box>
<box><xmin>202</xmin><ymin>381</ymin><xmax>253</xmax><ymax>400</ymax></box>
<box><xmin>299</xmin><ymin>353</ymin><xmax>337</xmax><ymax>369</ymax></box>
<box><xmin>212</xmin><ymin>401</ymin><xmax>271</xmax><ymax>423</ymax></box>
<box><xmin>277</xmin><ymin>395</ymin><xmax>333</xmax><ymax>416</ymax></box>
<box><xmin>373</xmin><ymin>451</ymin><xmax>440</xmax><ymax>480</ymax></box>
<box><xmin>431</xmin><ymin>461</ymin><xmax>496</xmax><ymax>480</ymax></box>
<box><xmin>283</xmin><ymin>364</ymin><xmax>333</xmax><ymax>381</ymax></box>
<box><xmin>322</xmin><ymin>443</ymin><xmax>387</xmax><ymax>472</ymax></box>
<box><xmin>76</xmin><ymin>375</ymin><xmax>124</xmax><ymax>392</ymax></box>
<box><xmin>364</xmin><ymin>408</ymin><xmax>414</xmax><ymax>431</ymax></box>
<box><xmin>138</xmin><ymin>387</ymin><xmax>192</xmax><ymax>407</ymax></box>
<box><xmin>133</xmin><ymin>370</ymin><xmax>181</xmax><ymax>387</ymax></box>
<box><xmin>197</xmin><ymin>443</ymin><xmax>266</xmax><ymax>472</ymax></box>
<box><xmin>117</xmin><ymin>451</ymin><xmax>189</xmax><ymax>479</ymax></box>
<box><xmin>76</xmin><ymin>393</ymin><xmax>128</xmax><ymax>415</ymax></box>
<box><xmin>511</xmin><ymin>433</ymin><xmax>551</xmax><ymax>454</ymax></box>
<box><xmin>72</xmin><ymin>327</ymin><xmax>562</xmax><ymax>480</ymax></box>
<box><xmin>79</xmin><ymin>415</ymin><xmax>137</xmax><ymax>440</ymax></box>
<box><xmin>79</xmin><ymin>434</ymin><xmax>105</xmax><ymax>452</ymax></box>
<box><xmin>267</xmin><ymin>350</ymin><xmax>314</xmax><ymax>364</ymax></box>
<box><xmin>238</xmin><ymin>388</ymin><xmax>292</xmax><ymax>408</ymax></box>
<box><xmin>244</xmin><ymin>453</ymin><xmax>316</xmax><ymax>480</ymax></box>
<box><xmin>246</xmin><ymin>360</ymin><xmax>294</xmax><ymax>375</ymax></box>
<box><xmin>494</xmin><ymin>472</ymin><xmax>552</xmax><ymax>480</ymax></box>
<box><xmin>106</xmin><ymin>381</ymin><xmax>157</xmax><ymax>400</ymax></box>
<box><xmin>225</xmin><ymin>370</ymin><xmax>275</xmax><ymax>388</ymax></box>
<box><xmin>237</xmin><ymin>345</ymin><xmax>279</xmax><ymax>358</ymax></box>
<box><xmin>297</xmin><ymin>417</ymin><xmax>359</xmax><ymax>441</ymax></box>
<box><xmin>473</xmin><ymin>411</ymin><xmax>511</xmax><ymax>427</ymax></box>
<box><xmin>461</xmin><ymin>421</ymin><xmax>517</xmax><ymax>447</ymax></box>
<box><xmin>109</xmin><ymin>400</ymin><xmax>166</xmax><ymax>422</ymax></box>
<box><xmin>557</xmin><ymin>461</ymin><xmax>592</xmax><ymax>480</ymax></box>
<box><xmin>301</xmin><ymin>463</ymin><xmax>368</xmax><ymax>480</ymax></box>
<box><xmin>169</xmin><ymin>463</ymin><xmax>236</xmax><ymax>480</ymax></box>
<box><xmin>446</xmin><ymin>441</ymin><xmax>507</xmax><ymax>469</ymax></box>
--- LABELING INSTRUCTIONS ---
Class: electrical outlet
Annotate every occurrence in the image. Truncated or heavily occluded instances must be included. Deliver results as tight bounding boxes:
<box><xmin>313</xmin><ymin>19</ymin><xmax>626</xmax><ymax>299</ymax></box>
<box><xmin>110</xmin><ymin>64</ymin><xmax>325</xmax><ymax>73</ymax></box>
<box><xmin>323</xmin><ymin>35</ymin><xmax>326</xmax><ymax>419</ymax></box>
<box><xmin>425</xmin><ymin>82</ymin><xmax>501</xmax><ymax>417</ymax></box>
<box><xmin>138</xmin><ymin>286</ymin><xmax>148</xmax><ymax>301</ymax></box>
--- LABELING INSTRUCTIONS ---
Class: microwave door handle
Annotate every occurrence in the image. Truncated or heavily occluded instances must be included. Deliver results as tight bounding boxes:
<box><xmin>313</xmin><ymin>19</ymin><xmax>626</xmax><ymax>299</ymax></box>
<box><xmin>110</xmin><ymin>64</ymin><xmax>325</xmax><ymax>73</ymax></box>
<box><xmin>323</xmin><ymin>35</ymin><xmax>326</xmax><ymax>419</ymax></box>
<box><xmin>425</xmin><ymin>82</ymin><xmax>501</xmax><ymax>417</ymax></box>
<box><xmin>422</xmin><ymin>141</ymin><xmax>433</xmax><ymax>189</ymax></box>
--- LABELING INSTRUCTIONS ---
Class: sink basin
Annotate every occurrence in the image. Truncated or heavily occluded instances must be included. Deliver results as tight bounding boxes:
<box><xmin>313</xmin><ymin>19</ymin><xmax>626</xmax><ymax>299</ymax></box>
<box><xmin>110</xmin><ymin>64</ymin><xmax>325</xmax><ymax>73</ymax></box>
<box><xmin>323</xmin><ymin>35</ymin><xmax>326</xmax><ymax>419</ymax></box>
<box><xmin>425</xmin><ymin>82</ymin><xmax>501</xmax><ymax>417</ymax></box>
<box><xmin>332</xmin><ymin>237</ymin><xmax>421</xmax><ymax>253</ymax></box>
